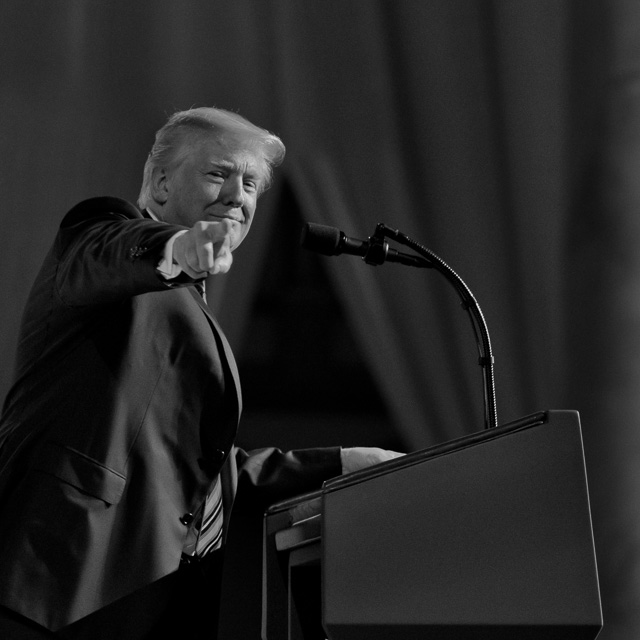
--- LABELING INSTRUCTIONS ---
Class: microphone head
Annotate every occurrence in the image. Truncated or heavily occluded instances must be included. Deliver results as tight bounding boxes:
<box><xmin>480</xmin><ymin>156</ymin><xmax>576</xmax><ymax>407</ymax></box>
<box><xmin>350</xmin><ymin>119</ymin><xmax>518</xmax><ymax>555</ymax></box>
<box><xmin>300</xmin><ymin>222</ymin><xmax>342</xmax><ymax>256</ymax></box>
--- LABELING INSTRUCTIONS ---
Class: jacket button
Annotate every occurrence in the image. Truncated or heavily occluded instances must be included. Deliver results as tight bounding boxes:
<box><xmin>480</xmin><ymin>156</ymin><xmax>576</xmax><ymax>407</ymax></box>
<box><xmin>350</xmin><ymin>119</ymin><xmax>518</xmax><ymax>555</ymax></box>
<box><xmin>179</xmin><ymin>513</ymin><xmax>194</xmax><ymax>526</ymax></box>
<box><xmin>128</xmin><ymin>245</ymin><xmax>147</xmax><ymax>261</ymax></box>
<box><xmin>213</xmin><ymin>449</ymin><xmax>226</xmax><ymax>461</ymax></box>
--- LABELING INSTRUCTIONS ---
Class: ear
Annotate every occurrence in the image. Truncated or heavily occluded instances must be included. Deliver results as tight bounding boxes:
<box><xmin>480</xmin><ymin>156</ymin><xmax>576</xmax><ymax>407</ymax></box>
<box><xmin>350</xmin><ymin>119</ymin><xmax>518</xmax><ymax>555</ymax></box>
<box><xmin>150</xmin><ymin>165</ymin><xmax>170</xmax><ymax>204</ymax></box>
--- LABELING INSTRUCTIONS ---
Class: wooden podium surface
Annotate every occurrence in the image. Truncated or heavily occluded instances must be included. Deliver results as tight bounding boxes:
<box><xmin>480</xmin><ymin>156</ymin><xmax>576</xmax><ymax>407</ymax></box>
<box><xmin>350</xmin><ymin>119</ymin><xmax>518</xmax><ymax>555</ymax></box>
<box><xmin>263</xmin><ymin>410</ymin><xmax>603</xmax><ymax>640</ymax></box>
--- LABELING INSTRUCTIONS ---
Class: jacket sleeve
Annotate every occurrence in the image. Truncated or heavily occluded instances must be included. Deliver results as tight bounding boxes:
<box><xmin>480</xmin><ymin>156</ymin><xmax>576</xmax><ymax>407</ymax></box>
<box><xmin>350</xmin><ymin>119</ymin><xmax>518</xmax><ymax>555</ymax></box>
<box><xmin>234</xmin><ymin>446</ymin><xmax>342</xmax><ymax>509</ymax></box>
<box><xmin>53</xmin><ymin>200</ymin><xmax>193</xmax><ymax>307</ymax></box>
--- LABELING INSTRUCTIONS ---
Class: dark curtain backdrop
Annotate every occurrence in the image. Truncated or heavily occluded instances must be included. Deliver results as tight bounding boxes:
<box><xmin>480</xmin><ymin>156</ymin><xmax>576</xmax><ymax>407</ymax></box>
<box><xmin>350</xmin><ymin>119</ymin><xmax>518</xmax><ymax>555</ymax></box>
<box><xmin>1</xmin><ymin>1</ymin><xmax>638</xmax><ymax>638</ymax></box>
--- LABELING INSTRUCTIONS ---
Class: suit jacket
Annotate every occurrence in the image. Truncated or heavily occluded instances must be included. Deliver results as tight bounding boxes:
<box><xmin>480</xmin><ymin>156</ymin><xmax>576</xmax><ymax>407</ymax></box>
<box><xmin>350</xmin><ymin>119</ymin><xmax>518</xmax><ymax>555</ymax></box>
<box><xmin>0</xmin><ymin>197</ymin><xmax>341</xmax><ymax>631</ymax></box>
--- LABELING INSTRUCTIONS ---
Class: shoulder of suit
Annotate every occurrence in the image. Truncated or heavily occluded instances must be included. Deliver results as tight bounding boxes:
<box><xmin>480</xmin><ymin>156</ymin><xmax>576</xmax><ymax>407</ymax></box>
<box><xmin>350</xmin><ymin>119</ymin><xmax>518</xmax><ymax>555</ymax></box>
<box><xmin>60</xmin><ymin>196</ymin><xmax>143</xmax><ymax>229</ymax></box>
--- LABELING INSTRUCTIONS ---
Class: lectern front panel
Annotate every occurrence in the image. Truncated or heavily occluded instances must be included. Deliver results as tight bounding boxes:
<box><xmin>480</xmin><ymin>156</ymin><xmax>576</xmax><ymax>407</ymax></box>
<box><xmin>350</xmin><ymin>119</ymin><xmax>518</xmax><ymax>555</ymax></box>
<box><xmin>321</xmin><ymin>411</ymin><xmax>601</xmax><ymax>639</ymax></box>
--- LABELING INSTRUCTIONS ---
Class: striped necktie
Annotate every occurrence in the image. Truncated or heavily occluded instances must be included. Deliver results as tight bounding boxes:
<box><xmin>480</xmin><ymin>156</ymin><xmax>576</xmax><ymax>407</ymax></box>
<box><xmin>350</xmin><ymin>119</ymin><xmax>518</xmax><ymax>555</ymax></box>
<box><xmin>194</xmin><ymin>281</ymin><xmax>207</xmax><ymax>304</ymax></box>
<box><xmin>196</xmin><ymin>476</ymin><xmax>224</xmax><ymax>556</ymax></box>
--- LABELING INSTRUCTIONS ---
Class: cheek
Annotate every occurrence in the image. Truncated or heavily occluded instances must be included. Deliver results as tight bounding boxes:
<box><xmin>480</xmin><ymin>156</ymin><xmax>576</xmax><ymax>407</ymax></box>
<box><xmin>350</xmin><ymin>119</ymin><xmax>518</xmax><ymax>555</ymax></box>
<box><xmin>187</xmin><ymin>180</ymin><xmax>218</xmax><ymax>205</ymax></box>
<box><xmin>230</xmin><ymin>221</ymin><xmax>252</xmax><ymax>250</ymax></box>
<box><xmin>199</xmin><ymin>183</ymin><xmax>220</xmax><ymax>203</ymax></box>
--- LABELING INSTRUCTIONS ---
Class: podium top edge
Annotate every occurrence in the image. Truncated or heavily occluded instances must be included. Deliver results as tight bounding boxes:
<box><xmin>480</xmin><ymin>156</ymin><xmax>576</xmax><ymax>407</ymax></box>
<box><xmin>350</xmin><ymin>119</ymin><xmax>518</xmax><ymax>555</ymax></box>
<box><xmin>265</xmin><ymin>410</ymin><xmax>580</xmax><ymax>516</ymax></box>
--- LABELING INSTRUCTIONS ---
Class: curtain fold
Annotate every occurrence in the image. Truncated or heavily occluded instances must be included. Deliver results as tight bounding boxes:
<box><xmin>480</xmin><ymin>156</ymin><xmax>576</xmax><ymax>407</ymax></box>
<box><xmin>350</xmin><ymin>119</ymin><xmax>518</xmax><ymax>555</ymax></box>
<box><xmin>272</xmin><ymin>0</ymin><xmax>571</xmax><ymax>441</ymax></box>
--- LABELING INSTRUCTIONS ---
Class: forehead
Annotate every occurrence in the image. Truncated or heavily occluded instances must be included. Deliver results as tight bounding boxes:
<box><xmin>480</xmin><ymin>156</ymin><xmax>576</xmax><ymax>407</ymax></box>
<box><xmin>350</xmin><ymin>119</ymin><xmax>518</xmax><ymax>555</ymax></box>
<box><xmin>185</xmin><ymin>133</ymin><xmax>266</xmax><ymax>178</ymax></box>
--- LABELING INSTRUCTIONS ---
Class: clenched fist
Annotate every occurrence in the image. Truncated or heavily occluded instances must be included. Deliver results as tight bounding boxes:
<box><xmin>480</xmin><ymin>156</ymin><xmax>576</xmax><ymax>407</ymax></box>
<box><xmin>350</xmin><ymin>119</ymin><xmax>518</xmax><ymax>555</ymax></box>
<box><xmin>172</xmin><ymin>219</ymin><xmax>238</xmax><ymax>278</ymax></box>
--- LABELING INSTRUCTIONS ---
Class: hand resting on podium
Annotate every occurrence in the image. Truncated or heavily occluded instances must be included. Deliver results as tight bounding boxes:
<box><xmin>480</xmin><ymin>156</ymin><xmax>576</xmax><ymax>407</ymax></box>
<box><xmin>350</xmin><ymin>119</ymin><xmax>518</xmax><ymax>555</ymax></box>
<box><xmin>340</xmin><ymin>447</ymin><xmax>405</xmax><ymax>474</ymax></box>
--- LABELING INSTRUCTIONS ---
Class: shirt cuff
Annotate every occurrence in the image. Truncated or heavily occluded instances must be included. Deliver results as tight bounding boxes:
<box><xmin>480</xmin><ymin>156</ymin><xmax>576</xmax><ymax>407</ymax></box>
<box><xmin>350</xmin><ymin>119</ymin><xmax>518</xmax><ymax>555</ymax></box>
<box><xmin>156</xmin><ymin>230</ymin><xmax>188</xmax><ymax>279</ymax></box>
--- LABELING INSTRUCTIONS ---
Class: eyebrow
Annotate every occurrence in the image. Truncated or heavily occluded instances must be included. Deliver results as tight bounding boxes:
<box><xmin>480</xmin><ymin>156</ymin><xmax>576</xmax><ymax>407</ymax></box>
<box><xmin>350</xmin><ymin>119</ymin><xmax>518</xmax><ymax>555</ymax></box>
<box><xmin>207</xmin><ymin>159</ymin><xmax>264</xmax><ymax>182</ymax></box>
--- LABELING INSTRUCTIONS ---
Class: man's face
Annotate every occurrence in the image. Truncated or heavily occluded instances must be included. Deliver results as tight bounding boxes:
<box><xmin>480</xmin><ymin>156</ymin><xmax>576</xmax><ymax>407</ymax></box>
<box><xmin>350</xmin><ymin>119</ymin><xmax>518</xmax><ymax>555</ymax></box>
<box><xmin>157</xmin><ymin>134</ymin><xmax>265</xmax><ymax>251</ymax></box>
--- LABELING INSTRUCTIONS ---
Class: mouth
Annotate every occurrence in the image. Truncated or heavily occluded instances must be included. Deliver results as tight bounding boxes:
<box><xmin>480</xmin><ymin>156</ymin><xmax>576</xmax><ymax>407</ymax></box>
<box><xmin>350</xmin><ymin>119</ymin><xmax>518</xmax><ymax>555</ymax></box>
<box><xmin>210</xmin><ymin>213</ymin><xmax>244</xmax><ymax>224</ymax></box>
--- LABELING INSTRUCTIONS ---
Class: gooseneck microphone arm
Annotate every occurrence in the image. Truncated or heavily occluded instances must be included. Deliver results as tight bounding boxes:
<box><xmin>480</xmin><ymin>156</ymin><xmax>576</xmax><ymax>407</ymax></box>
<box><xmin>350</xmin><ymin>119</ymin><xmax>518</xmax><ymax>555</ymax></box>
<box><xmin>373</xmin><ymin>223</ymin><xmax>497</xmax><ymax>431</ymax></box>
<box><xmin>301</xmin><ymin>222</ymin><xmax>498</xmax><ymax>431</ymax></box>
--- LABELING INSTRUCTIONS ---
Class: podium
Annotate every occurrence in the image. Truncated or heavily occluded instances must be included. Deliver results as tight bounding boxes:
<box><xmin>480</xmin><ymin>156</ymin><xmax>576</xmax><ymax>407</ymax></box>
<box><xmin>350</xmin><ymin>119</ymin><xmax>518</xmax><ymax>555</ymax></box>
<box><xmin>263</xmin><ymin>410</ymin><xmax>602</xmax><ymax>639</ymax></box>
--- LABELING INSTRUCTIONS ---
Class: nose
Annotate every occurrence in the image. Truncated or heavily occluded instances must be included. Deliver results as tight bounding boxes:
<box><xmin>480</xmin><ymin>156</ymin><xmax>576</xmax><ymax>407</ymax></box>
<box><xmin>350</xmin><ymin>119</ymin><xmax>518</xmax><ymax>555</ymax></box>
<box><xmin>220</xmin><ymin>176</ymin><xmax>244</xmax><ymax>208</ymax></box>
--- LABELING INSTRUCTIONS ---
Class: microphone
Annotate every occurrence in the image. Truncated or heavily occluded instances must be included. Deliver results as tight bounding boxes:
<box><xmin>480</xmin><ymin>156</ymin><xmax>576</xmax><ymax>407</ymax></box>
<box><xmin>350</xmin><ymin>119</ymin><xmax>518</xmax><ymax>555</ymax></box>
<box><xmin>300</xmin><ymin>223</ymin><xmax>367</xmax><ymax>257</ymax></box>
<box><xmin>300</xmin><ymin>222</ymin><xmax>430</xmax><ymax>267</ymax></box>
<box><xmin>301</xmin><ymin>220</ymin><xmax>497</xmax><ymax>429</ymax></box>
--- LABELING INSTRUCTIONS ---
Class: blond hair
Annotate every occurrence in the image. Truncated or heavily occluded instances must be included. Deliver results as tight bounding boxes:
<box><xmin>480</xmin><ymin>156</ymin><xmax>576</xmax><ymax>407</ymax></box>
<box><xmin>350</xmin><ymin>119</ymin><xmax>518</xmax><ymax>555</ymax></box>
<box><xmin>137</xmin><ymin>107</ymin><xmax>285</xmax><ymax>209</ymax></box>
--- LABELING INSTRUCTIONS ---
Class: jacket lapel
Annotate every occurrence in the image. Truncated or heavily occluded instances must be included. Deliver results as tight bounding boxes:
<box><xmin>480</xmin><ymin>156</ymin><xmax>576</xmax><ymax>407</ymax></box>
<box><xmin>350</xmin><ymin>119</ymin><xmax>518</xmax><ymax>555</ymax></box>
<box><xmin>188</xmin><ymin>286</ymin><xmax>243</xmax><ymax>419</ymax></box>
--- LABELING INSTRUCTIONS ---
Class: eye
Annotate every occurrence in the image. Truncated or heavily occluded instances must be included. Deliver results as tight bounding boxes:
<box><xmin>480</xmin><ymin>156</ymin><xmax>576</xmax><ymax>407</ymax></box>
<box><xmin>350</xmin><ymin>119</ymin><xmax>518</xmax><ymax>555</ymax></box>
<box><xmin>243</xmin><ymin>180</ymin><xmax>257</xmax><ymax>193</ymax></box>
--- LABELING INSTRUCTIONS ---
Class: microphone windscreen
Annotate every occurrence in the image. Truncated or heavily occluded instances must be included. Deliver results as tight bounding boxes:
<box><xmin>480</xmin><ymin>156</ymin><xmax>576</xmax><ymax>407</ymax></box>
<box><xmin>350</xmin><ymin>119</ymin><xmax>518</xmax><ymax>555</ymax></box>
<box><xmin>300</xmin><ymin>222</ymin><xmax>341</xmax><ymax>255</ymax></box>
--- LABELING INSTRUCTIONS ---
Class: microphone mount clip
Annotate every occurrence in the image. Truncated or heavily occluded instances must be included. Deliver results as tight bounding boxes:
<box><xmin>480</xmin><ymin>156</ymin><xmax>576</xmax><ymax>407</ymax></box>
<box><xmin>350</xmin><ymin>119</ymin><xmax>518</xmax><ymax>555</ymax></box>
<box><xmin>362</xmin><ymin>224</ymin><xmax>392</xmax><ymax>266</ymax></box>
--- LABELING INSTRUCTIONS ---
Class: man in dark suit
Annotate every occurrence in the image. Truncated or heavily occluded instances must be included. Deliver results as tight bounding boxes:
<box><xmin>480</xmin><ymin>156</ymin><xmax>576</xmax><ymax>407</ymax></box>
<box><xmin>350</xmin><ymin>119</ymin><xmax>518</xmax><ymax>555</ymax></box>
<box><xmin>0</xmin><ymin>107</ymin><xmax>400</xmax><ymax>639</ymax></box>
